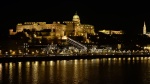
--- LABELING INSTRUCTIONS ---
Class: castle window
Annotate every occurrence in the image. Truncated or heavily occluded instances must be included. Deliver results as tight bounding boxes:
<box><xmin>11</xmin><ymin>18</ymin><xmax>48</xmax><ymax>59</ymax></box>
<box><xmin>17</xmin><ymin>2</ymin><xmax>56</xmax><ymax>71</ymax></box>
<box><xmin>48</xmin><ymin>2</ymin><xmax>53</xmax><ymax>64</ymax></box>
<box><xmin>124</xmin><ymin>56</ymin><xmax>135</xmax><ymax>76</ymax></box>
<box><xmin>53</xmin><ymin>29</ymin><xmax>56</xmax><ymax>32</ymax></box>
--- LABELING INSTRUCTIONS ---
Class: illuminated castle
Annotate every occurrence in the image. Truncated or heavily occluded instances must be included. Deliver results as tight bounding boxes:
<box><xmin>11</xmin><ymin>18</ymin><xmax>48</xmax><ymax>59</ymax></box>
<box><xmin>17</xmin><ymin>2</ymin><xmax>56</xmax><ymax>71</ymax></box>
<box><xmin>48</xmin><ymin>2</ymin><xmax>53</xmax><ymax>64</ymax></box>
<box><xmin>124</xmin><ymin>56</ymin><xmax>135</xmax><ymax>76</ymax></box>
<box><xmin>9</xmin><ymin>12</ymin><xmax>95</xmax><ymax>41</ymax></box>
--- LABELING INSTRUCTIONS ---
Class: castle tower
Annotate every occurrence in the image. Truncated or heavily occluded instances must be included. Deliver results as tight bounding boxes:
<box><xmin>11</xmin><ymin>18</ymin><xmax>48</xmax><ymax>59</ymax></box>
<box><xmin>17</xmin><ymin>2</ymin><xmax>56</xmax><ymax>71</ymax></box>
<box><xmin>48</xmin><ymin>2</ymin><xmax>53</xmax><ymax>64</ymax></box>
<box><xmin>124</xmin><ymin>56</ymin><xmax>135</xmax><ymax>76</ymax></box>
<box><xmin>72</xmin><ymin>11</ymin><xmax>80</xmax><ymax>23</ymax></box>
<box><xmin>143</xmin><ymin>21</ymin><xmax>146</xmax><ymax>34</ymax></box>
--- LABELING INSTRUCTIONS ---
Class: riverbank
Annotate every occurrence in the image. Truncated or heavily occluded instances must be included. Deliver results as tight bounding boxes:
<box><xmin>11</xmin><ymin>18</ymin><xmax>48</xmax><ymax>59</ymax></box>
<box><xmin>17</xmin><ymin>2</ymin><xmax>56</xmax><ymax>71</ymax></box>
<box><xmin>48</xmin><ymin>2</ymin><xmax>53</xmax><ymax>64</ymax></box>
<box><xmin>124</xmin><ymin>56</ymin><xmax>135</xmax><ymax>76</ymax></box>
<box><xmin>0</xmin><ymin>55</ymin><xmax>150</xmax><ymax>62</ymax></box>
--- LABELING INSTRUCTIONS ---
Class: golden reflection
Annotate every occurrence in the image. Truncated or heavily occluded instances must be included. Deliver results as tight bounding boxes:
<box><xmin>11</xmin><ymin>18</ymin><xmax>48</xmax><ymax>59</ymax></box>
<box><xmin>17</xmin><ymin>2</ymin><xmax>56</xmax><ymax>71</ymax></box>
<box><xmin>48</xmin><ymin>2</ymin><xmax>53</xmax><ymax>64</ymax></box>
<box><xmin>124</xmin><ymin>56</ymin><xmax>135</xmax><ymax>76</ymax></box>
<box><xmin>127</xmin><ymin>59</ymin><xmax>131</xmax><ymax>64</ymax></box>
<box><xmin>113</xmin><ymin>58</ymin><xmax>117</xmax><ymax>64</ymax></box>
<box><xmin>18</xmin><ymin>62</ymin><xmax>22</xmax><ymax>84</ymax></box>
<box><xmin>42</xmin><ymin>61</ymin><xmax>45</xmax><ymax>66</ymax></box>
<box><xmin>123</xmin><ymin>58</ymin><xmax>125</xmax><ymax>60</ymax></box>
<box><xmin>80</xmin><ymin>59</ymin><xmax>83</xmax><ymax>66</ymax></box>
<box><xmin>148</xmin><ymin>58</ymin><xmax>150</xmax><ymax>63</ymax></box>
<box><xmin>128</xmin><ymin>58</ymin><xmax>131</xmax><ymax>60</ymax></box>
<box><xmin>50</xmin><ymin>61</ymin><xmax>54</xmax><ymax>66</ymax></box>
<box><xmin>108</xmin><ymin>59</ymin><xmax>111</xmax><ymax>66</ymax></box>
<box><xmin>78</xmin><ymin>59</ymin><xmax>84</xmax><ymax>82</ymax></box>
<box><xmin>49</xmin><ymin>61</ymin><xmax>54</xmax><ymax>84</ymax></box>
<box><xmin>35</xmin><ymin>61</ymin><xmax>38</xmax><ymax>66</ymax></box>
<box><xmin>80</xmin><ymin>59</ymin><xmax>83</xmax><ymax>63</ymax></box>
<box><xmin>73</xmin><ymin>60</ymin><xmax>79</xmax><ymax>84</ymax></box>
<box><xmin>118</xmin><ymin>58</ymin><xmax>121</xmax><ymax>60</ymax></box>
<box><xmin>96</xmin><ymin>58</ymin><xmax>100</xmax><ymax>63</ymax></box>
<box><xmin>56</xmin><ymin>60</ymin><xmax>60</xmax><ymax>70</ymax></box>
<box><xmin>5</xmin><ymin>63</ymin><xmax>8</xmax><ymax>70</ymax></box>
<box><xmin>91</xmin><ymin>59</ymin><xmax>94</xmax><ymax>64</ymax></box>
<box><xmin>74</xmin><ymin>59</ymin><xmax>78</xmax><ymax>65</ymax></box>
<box><xmin>108</xmin><ymin>59</ymin><xmax>112</xmax><ymax>74</ymax></box>
<box><xmin>115</xmin><ymin>58</ymin><xmax>117</xmax><ymax>60</ymax></box>
<box><xmin>61</xmin><ymin>60</ymin><xmax>67</xmax><ymax>84</ymax></box>
<box><xmin>26</xmin><ymin>61</ymin><xmax>30</xmax><ymax>66</ymax></box>
<box><xmin>136</xmin><ymin>57</ymin><xmax>139</xmax><ymax>60</ymax></box>
<box><xmin>141</xmin><ymin>57</ymin><xmax>143</xmax><ymax>60</ymax></box>
<box><xmin>84</xmin><ymin>59</ymin><xmax>89</xmax><ymax>83</ymax></box>
<box><xmin>26</xmin><ymin>62</ymin><xmax>30</xmax><ymax>82</ymax></box>
<box><xmin>70</xmin><ymin>60</ymin><xmax>73</xmax><ymax>62</ymax></box>
<box><xmin>57</xmin><ymin>60</ymin><xmax>60</xmax><ymax>64</ymax></box>
<box><xmin>132</xmin><ymin>57</ymin><xmax>135</xmax><ymax>60</ymax></box>
<box><xmin>118</xmin><ymin>60</ymin><xmax>122</xmax><ymax>66</ymax></box>
<box><xmin>63</xmin><ymin>60</ymin><xmax>66</xmax><ymax>65</ymax></box>
<box><xmin>9</xmin><ymin>62</ymin><xmax>13</xmax><ymax>68</ymax></box>
<box><xmin>102</xmin><ymin>58</ymin><xmax>106</xmax><ymax>62</ymax></box>
<box><xmin>79</xmin><ymin>59</ymin><xmax>83</xmax><ymax>65</ymax></box>
<box><xmin>144</xmin><ymin>57</ymin><xmax>147</xmax><ymax>60</ymax></box>
<box><xmin>0</xmin><ymin>63</ymin><xmax>2</xmax><ymax>80</ymax></box>
<box><xmin>118</xmin><ymin>58</ymin><xmax>122</xmax><ymax>67</ymax></box>
<box><xmin>105</xmin><ymin>58</ymin><xmax>107</xmax><ymax>61</ymax></box>
<box><xmin>41</xmin><ymin>61</ymin><xmax>46</xmax><ymax>83</ymax></box>
<box><xmin>9</xmin><ymin>62</ymin><xmax>13</xmax><ymax>83</ymax></box>
<box><xmin>84</xmin><ymin>59</ymin><xmax>87</xmax><ymax>63</ymax></box>
<box><xmin>91</xmin><ymin>59</ymin><xmax>99</xmax><ymax>64</ymax></box>
<box><xmin>32</xmin><ymin>61</ymin><xmax>39</xmax><ymax>84</ymax></box>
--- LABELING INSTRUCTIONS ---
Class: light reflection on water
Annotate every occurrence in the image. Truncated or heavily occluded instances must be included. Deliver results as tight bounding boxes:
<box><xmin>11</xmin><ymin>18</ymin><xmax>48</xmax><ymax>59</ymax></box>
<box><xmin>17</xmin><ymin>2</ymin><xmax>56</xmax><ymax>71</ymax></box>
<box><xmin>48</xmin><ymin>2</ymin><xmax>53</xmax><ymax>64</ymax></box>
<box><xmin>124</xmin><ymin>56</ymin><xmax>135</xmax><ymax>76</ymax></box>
<box><xmin>49</xmin><ymin>61</ymin><xmax>54</xmax><ymax>84</ymax></box>
<box><xmin>1</xmin><ymin>58</ymin><xmax>150</xmax><ymax>84</ymax></box>
<box><xmin>32</xmin><ymin>61</ymin><xmax>39</xmax><ymax>84</ymax></box>
<box><xmin>18</xmin><ymin>62</ymin><xmax>22</xmax><ymax>84</ymax></box>
<box><xmin>25</xmin><ymin>61</ymin><xmax>30</xmax><ymax>84</ymax></box>
<box><xmin>9</xmin><ymin>62</ymin><xmax>13</xmax><ymax>84</ymax></box>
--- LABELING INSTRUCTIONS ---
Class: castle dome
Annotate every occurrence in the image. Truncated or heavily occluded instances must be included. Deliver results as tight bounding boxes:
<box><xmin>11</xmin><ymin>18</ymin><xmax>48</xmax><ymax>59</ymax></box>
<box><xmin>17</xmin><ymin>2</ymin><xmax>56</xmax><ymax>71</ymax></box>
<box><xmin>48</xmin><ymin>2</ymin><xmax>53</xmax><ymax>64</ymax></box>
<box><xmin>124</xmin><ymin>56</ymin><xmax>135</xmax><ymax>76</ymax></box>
<box><xmin>72</xmin><ymin>12</ymin><xmax>80</xmax><ymax>23</ymax></box>
<box><xmin>73</xmin><ymin>13</ymin><xmax>79</xmax><ymax>19</ymax></box>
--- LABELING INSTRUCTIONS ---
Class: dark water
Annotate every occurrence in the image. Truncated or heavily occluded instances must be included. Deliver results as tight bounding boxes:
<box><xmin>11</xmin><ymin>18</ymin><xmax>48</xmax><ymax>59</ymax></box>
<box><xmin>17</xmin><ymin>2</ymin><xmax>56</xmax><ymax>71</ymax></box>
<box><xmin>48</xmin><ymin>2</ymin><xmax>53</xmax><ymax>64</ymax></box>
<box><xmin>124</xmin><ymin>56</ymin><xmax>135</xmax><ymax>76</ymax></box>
<box><xmin>0</xmin><ymin>57</ymin><xmax>150</xmax><ymax>84</ymax></box>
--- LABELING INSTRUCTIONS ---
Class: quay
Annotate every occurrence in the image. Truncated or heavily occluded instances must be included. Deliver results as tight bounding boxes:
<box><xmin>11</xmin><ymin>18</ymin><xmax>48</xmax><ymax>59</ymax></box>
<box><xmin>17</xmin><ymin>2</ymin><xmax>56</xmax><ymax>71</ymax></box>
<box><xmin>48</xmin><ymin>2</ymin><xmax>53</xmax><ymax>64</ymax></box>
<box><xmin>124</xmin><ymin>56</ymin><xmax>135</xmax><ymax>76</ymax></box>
<box><xmin>0</xmin><ymin>55</ymin><xmax>150</xmax><ymax>62</ymax></box>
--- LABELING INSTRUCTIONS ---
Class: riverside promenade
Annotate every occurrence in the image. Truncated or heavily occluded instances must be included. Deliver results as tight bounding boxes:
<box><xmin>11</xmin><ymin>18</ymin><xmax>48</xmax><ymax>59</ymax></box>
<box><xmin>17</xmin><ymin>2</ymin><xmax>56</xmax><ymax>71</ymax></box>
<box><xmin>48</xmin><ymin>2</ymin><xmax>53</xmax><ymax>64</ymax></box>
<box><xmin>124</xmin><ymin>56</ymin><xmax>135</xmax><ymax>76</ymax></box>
<box><xmin>0</xmin><ymin>55</ymin><xmax>150</xmax><ymax>62</ymax></box>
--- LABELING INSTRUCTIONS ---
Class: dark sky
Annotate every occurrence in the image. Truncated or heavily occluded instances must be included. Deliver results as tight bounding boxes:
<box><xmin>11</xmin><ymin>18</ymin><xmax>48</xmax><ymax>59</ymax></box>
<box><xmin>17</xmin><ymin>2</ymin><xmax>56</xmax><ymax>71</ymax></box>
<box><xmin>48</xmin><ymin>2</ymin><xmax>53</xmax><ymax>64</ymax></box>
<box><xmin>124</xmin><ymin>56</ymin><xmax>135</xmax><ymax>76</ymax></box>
<box><xmin>0</xmin><ymin>1</ymin><xmax>150</xmax><ymax>35</ymax></box>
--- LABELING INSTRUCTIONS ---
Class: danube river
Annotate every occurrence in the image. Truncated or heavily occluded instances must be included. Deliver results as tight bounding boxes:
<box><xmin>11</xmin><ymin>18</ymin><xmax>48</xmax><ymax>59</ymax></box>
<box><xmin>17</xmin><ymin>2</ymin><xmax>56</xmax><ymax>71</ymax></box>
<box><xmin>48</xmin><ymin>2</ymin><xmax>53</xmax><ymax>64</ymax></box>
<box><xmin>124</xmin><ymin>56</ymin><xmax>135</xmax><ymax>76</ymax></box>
<box><xmin>0</xmin><ymin>57</ymin><xmax>150</xmax><ymax>84</ymax></box>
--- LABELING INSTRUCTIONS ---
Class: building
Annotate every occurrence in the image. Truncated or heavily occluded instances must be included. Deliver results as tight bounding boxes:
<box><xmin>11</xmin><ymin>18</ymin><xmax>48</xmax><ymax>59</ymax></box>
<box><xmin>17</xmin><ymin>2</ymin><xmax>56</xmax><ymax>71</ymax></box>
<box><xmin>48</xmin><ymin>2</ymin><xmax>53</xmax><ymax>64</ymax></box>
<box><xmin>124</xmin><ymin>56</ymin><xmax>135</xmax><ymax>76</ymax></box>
<box><xmin>63</xmin><ymin>12</ymin><xmax>95</xmax><ymax>38</ymax></box>
<box><xmin>143</xmin><ymin>21</ymin><xmax>146</xmax><ymax>34</ymax></box>
<box><xmin>143</xmin><ymin>21</ymin><xmax>150</xmax><ymax>37</ymax></box>
<box><xmin>9</xmin><ymin>12</ymin><xmax>95</xmax><ymax>42</ymax></box>
<box><xmin>10</xmin><ymin>21</ymin><xmax>66</xmax><ymax>39</ymax></box>
<box><xmin>99</xmin><ymin>29</ymin><xmax>123</xmax><ymax>34</ymax></box>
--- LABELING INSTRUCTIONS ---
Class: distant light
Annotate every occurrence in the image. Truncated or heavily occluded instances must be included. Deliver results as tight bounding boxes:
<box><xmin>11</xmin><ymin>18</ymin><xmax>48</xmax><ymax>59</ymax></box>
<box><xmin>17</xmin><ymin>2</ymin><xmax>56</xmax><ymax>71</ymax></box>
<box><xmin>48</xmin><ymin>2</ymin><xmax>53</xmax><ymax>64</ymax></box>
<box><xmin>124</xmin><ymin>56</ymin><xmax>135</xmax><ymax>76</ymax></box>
<box><xmin>62</xmin><ymin>36</ymin><xmax>67</xmax><ymax>39</ymax></box>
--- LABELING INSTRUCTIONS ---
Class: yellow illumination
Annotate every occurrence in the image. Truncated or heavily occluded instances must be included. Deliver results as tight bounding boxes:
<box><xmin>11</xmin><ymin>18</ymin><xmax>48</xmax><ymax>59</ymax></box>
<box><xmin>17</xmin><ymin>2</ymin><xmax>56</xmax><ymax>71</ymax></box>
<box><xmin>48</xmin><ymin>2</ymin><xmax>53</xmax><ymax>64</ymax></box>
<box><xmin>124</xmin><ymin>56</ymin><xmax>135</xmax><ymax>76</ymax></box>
<box><xmin>10</xmin><ymin>50</ymin><xmax>12</xmax><ymax>52</ymax></box>
<box><xmin>11</xmin><ymin>51</ymin><xmax>16</xmax><ymax>55</ymax></box>
<box><xmin>32</xmin><ymin>52</ymin><xmax>35</xmax><ymax>54</ymax></box>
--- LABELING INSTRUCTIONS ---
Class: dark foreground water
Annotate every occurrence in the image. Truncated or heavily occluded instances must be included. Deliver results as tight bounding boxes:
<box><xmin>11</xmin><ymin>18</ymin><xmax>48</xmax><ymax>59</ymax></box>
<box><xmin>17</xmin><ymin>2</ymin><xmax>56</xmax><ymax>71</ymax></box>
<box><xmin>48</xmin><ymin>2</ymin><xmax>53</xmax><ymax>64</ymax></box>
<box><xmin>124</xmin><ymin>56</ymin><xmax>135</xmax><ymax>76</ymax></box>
<box><xmin>0</xmin><ymin>57</ymin><xmax>150</xmax><ymax>84</ymax></box>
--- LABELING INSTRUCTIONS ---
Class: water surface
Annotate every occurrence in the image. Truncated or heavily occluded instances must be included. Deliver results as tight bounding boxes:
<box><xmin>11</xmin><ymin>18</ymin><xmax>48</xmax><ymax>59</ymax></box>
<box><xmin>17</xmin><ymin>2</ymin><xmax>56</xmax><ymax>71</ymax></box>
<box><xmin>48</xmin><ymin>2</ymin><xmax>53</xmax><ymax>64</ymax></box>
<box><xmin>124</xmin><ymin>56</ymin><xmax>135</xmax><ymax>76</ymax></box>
<box><xmin>0</xmin><ymin>57</ymin><xmax>150</xmax><ymax>84</ymax></box>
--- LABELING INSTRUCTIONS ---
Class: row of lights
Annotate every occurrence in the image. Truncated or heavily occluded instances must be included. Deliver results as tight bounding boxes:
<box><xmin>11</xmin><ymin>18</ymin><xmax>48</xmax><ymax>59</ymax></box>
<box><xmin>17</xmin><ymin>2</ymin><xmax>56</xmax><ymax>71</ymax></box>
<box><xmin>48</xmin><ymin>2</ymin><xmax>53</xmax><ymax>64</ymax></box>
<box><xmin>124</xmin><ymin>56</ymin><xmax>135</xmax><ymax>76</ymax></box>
<box><xmin>1</xmin><ymin>49</ymin><xmax>150</xmax><ymax>57</ymax></box>
<box><xmin>3</xmin><ymin>50</ymin><xmax>45</xmax><ymax>56</ymax></box>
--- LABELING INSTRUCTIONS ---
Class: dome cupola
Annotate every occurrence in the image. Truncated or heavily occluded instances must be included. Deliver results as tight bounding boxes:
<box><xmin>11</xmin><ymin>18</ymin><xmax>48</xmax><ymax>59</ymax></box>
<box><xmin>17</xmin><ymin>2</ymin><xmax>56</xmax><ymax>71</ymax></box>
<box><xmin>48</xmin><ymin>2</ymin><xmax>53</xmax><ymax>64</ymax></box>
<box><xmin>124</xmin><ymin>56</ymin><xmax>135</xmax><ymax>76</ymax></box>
<box><xmin>72</xmin><ymin>11</ymin><xmax>80</xmax><ymax>23</ymax></box>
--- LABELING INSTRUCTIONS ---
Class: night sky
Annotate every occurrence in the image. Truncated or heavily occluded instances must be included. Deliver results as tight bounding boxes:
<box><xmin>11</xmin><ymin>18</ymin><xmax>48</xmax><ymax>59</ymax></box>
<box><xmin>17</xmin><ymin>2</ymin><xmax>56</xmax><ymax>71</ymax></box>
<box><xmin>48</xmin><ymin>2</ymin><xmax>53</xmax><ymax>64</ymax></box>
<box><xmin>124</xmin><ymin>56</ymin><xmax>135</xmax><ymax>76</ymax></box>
<box><xmin>0</xmin><ymin>1</ymin><xmax>150</xmax><ymax>36</ymax></box>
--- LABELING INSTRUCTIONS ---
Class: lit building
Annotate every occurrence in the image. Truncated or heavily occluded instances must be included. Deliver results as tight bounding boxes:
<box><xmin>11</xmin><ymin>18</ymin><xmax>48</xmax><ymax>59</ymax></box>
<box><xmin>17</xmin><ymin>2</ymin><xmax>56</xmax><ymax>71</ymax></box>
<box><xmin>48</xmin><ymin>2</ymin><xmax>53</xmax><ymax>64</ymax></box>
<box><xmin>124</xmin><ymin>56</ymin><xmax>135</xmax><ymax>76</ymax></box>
<box><xmin>144</xmin><ymin>45</ymin><xmax>150</xmax><ymax>51</ymax></box>
<box><xmin>99</xmin><ymin>29</ymin><xmax>123</xmax><ymax>34</ymax></box>
<box><xmin>9</xmin><ymin>12</ymin><xmax>95</xmax><ymax>41</ymax></box>
<box><xmin>63</xmin><ymin>12</ymin><xmax>95</xmax><ymax>38</ymax></box>
<box><xmin>143</xmin><ymin>21</ymin><xmax>150</xmax><ymax>37</ymax></box>
<box><xmin>10</xmin><ymin>21</ymin><xmax>66</xmax><ymax>39</ymax></box>
<box><xmin>143</xmin><ymin>21</ymin><xmax>146</xmax><ymax>34</ymax></box>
